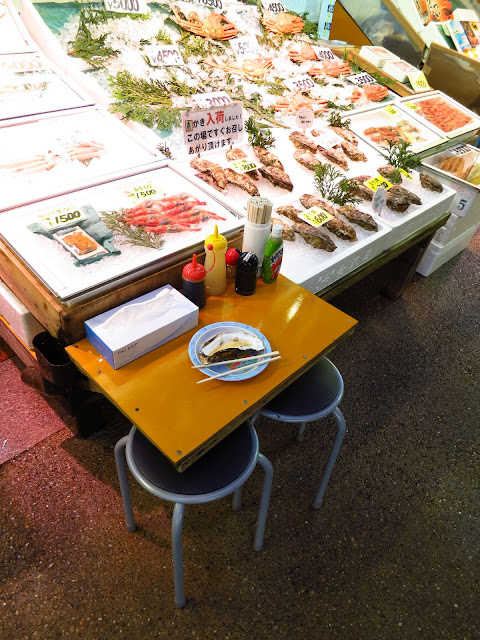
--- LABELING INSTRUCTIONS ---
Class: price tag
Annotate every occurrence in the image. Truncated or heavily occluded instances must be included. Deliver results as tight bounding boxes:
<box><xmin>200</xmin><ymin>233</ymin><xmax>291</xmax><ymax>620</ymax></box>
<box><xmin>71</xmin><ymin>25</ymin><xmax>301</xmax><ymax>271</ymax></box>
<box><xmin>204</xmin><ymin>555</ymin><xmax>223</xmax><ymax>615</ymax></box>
<box><xmin>193</xmin><ymin>0</ymin><xmax>223</xmax><ymax>10</ymax></box>
<box><xmin>284</xmin><ymin>75</ymin><xmax>316</xmax><ymax>93</ymax></box>
<box><xmin>399</xmin><ymin>168</ymin><xmax>414</xmax><ymax>180</ymax></box>
<box><xmin>230</xmin><ymin>36</ymin><xmax>260</xmax><ymax>59</ymax></box>
<box><xmin>315</xmin><ymin>127</ymin><xmax>343</xmax><ymax>150</ymax></box>
<box><xmin>298</xmin><ymin>206</ymin><xmax>334</xmax><ymax>228</ymax></box>
<box><xmin>230</xmin><ymin>158</ymin><xmax>260</xmax><ymax>173</ymax></box>
<box><xmin>103</xmin><ymin>0</ymin><xmax>149</xmax><ymax>15</ymax></box>
<box><xmin>39</xmin><ymin>207</ymin><xmax>87</xmax><ymax>231</ymax></box>
<box><xmin>384</xmin><ymin>105</ymin><xmax>398</xmax><ymax>116</ymax></box>
<box><xmin>449</xmin><ymin>144</ymin><xmax>471</xmax><ymax>156</ymax></box>
<box><xmin>311</xmin><ymin>46</ymin><xmax>337</xmax><ymax>61</ymax></box>
<box><xmin>192</xmin><ymin>91</ymin><xmax>233</xmax><ymax>109</ymax></box>
<box><xmin>364</xmin><ymin>175</ymin><xmax>393</xmax><ymax>192</ymax></box>
<box><xmin>372</xmin><ymin>187</ymin><xmax>387</xmax><ymax>215</ymax></box>
<box><xmin>295</xmin><ymin>108</ymin><xmax>314</xmax><ymax>132</ymax></box>
<box><xmin>405</xmin><ymin>101</ymin><xmax>420</xmax><ymax>111</ymax></box>
<box><xmin>408</xmin><ymin>71</ymin><xmax>430</xmax><ymax>92</ymax></box>
<box><xmin>346</xmin><ymin>72</ymin><xmax>376</xmax><ymax>86</ymax></box>
<box><xmin>126</xmin><ymin>182</ymin><xmax>163</xmax><ymax>200</ymax></box>
<box><xmin>262</xmin><ymin>0</ymin><xmax>285</xmax><ymax>13</ymax></box>
<box><xmin>144</xmin><ymin>45</ymin><xmax>183</xmax><ymax>67</ymax></box>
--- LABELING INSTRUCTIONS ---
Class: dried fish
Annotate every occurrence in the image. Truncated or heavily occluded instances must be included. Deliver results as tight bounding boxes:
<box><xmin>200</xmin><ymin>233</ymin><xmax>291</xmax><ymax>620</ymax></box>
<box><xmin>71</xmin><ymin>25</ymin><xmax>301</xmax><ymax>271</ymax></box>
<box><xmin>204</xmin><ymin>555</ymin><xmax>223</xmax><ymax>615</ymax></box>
<box><xmin>276</xmin><ymin>205</ymin><xmax>303</xmax><ymax>222</ymax></box>
<box><xmin>317</xmin><ymin>145</ymin><xmax>349</xmax><ymax>171</ymax></box>
<box><xmin>289</xmin><ymin>131</ymin><xmax>318</xmax><ymax>153</ymax></box>
<box><xmin>190</xmin><ymin>158</ymin><xmax>227</xmax><ymax>190</ymax></box>
<box><xmin>328</xmin><ymin>126</ymin><xmax>358</xmax><ymax>146</ymax></box>
<box><xmin>419</xmin><ymin>172</ymin><xmax>443</xmax><ymax>192</ymax></box>
<box><xmin>337</xmin><ymin>205</ymin><xmax>378</xmax><ymax>231</ymax></box>
<box><xmin>259</xmin><ymin>166</ymin><xmax>293</xmax><ymax>191</ymax></box>
<box><xmin>224</xmin><ymin>168</ymin><xmax>260</xmax><ymax>196</ymax></box>
<box><xmin>292</xmin><ymin>223</ymin><xmax>337</xmax><ymax>251</ymax></box>
<box><xmin>271</xmin><ymin>217</ymin><xmax>295</xmax><ymax>241</ymax></box>
<box><xmin>352</xmin><ymin>175</ymin><xmax>374</xmax><ymax>201</ymax></box>
<box><xmin>293</xmin><ymin>149</ymin><xmax>319</xmax><ymax>171</ymax></box>
<box><xmin>378</xmin><ymin>165</ymin><xmax>402</xmax><ymax>183</ymax></box>
<box><xmin>300</xmin><ymin>194</ymin><xmax>356</xmax><ymax>241</ymax></box>
<box><xmin>340</xmin><ymin>140</ymin><xmax>367</xmax><ymax>162</ymax></box>
<box><xmin>253</xmin><ymin>146</ymin><xmax>284</xmax><ymax>170</ymax></box>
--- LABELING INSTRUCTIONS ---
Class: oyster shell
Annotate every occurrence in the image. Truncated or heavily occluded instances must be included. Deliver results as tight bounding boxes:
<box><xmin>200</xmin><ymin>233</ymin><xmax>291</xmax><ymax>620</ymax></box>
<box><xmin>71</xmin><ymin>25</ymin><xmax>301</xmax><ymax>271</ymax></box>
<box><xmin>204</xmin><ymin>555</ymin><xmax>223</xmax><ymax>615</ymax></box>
<box><xmin>378</xmin><ymin>165</ymin><xmax>402</xmax><ymax>183</ymax></box>
<box><xmin>419</xmin><ymin>172</ymin><xmax>443</xmax><ymax>192</ymax></box>
<box><xmin>337</xmin><ymin>205</ymin><xmax>378</xmax><ymax>232</ymax></box>
<box><xmin>253</xmin><ymin>146</ymin><xmax>284</xmax><ymax>170</ymax></box>
<box><xmin>289</xmin><ymin>131</ymin><xmax>318</xmax><ymax>153</ymax></box>
<box><xmin>200</xmin><ymin>331</ymin><xmax>264</xmax><ymax>364</ymax></box>
<box><xmin>259</xmin><ymin>166</ymin><xmax>293</xmax><ymax>191</ymax></box>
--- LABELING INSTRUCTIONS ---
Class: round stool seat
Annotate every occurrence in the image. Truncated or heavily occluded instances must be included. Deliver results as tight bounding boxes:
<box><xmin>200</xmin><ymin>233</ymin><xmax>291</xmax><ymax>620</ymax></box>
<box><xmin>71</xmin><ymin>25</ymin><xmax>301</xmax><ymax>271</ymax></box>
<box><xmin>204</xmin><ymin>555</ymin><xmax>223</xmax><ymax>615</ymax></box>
<box><xmin>263</xmin><ymin>358</ymin><xmax>343</xmax><ymax>418</ymax></box>
<box><xmin>129</xmin><ymin>422</ymin><xmax>253</xmax><ymax>495</ymax></box>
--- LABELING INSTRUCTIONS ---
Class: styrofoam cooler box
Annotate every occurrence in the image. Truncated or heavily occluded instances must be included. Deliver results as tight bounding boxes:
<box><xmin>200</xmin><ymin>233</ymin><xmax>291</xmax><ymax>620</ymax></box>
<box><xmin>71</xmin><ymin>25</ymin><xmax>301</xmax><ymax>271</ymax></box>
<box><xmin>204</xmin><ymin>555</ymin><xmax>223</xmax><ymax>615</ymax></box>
<box><xmin>0</xmin><ymin>279</ymin><xmax>44</xmax><ymax>348</ymax></box>
<box><xmin>431</xmin><ymin>208</ymin><xmax>480</xmax><ymax>246</ymax></box>
<box><xmin>416</xmin><ymin>223</ymin><xmax>480</xmax><ymax>276</ymax></box>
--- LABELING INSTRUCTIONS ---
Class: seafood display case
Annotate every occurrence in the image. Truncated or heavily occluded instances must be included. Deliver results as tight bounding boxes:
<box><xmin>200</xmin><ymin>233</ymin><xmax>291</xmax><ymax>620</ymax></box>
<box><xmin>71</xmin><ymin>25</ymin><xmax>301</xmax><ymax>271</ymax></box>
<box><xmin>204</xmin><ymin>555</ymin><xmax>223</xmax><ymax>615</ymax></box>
<box><xmin>346</xmin><ymin>102</ymin><xmax>448</xmax><ymax>155</ymax></box>
<box><xmin>0</xmin><ymin>107</ymin><xmax>165</xmax><ymax>212</ymax></box>
<box><xmin>0</xmin><ymin>52</ymin><xmax>92</xmax><ymax>122</ymax></box>
<box><xmin>0</xmin><ymin>164</ymin><xmax>243</xmax><ymax>302</ymax></box>
<box><xmin>0</xmin><ymin>0</ymin><xmax>36</xmax><ymax>54</ymax></box>
<box><xmin>399</xmin><ymin>91</ymin><xmax>480</xmax><ymax>141</ymax></box>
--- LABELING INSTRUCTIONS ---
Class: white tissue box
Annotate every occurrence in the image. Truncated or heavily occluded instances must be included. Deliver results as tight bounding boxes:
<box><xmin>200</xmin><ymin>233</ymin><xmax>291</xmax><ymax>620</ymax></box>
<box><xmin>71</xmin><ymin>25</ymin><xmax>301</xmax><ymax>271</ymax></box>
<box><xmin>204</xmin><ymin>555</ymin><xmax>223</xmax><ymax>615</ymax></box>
<box><xmin>85</xmin><ymin>285</ymin><xmax>199</xmax><ymax>369</ymax></box>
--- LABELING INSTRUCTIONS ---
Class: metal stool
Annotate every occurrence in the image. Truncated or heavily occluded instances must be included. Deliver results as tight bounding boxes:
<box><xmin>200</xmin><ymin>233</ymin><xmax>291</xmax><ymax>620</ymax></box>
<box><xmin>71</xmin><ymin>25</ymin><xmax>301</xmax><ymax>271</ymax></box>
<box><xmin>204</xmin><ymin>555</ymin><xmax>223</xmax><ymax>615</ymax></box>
<box><xmin>114</xmin><ymin>420</ymin><xmax>273</xmax><ymax>608</ymax></box>
<box><xmin>253</xmin><ymin>357</ymin><xmax>345</xmax><ymax>509</ymax></box>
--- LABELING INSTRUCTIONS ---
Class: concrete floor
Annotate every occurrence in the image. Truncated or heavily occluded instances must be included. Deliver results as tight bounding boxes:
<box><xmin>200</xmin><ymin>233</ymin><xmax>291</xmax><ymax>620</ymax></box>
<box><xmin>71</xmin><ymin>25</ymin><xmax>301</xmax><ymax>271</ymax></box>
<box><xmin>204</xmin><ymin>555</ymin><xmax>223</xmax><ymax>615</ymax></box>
<box><xmin>1</xmin><ymin>230</ymin><xmax>479</xmax><ymax>640</ymax></box>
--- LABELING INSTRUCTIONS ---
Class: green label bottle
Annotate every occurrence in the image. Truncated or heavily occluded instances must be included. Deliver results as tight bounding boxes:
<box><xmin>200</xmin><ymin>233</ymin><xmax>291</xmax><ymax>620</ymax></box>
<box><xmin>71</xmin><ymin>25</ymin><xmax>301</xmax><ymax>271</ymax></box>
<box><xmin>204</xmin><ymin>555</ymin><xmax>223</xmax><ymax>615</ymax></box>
<box><xmin>261</xmin><ymin>224</ymin><xmax>283</xmax><ymax>284</ymax></box>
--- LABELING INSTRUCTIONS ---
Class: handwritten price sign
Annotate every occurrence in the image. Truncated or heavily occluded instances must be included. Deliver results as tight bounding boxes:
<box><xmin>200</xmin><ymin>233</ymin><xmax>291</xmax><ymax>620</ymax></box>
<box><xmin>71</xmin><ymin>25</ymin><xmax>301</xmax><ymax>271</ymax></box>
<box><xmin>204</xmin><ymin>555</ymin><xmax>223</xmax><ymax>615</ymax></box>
<box><xmin>230</xmin><ymin>158</ymin><xmax>260</xmax><ymax>173</ymax></box>
<box><xmin>298</xmin><ymin>206</ymin><xmax>334</xmax><ymax>228</ymax></box>
<box><xmin>312</xmin><ymin>46</ymin><xmax>337</xmax><ymax>61</ymax></box>
<box><xmin>230</xmin><ymin>36</ymin><xmax>260</xmax><ymax>59</ymax></box>
<box><xmin>103</xmin><ymin>0</ymin><xmax>148</xmax><ymax>14</ymax></box>
<box><xmin>193</xmin><ymin>91</ymin><xmax>233</xmax><ymax>109</ymax></box>
<box><xmin>262</xmin><ymin>1</ymin><xmax>285</xmax><ymax>13</ymax></box>
<box><xmin>145</xmin><ymin>45</ymin><xmax>183</xmax><ymax>67</ymax></box>
<box><xmin>284</xmin><ymin>75</ymin><xmax>315</xmax><ymax>93</ymax></box>
<box><xmin>127</xmin><ymin>182</ymin><xmax>163</xmax><ymax>200</ymax></box>
<box><xmin>364</xmin><ymin>175</ymin><xmax>393</xmax><ymax>192</ymax></box>
<box><xmin>346</xmin><ymin>72</ymin><xmax>377</xmax><ymax>86</ymax></box>
<box><xmin>384</xmin><ymin>105</ymin><xmax>399</xmax><ymax>116</ymax></box>
<box><xmin>39</xmin><ymin>208</ymin><xmax>87</xmax><ymax>232</ymax></box>
<box><xmin>408</xmin><ymin>71</ymin><xmax>430</xmax><ymax>92</ymax></box>
<box><xmin>450</xmin><ymin>144</ymin><xmax>472</xmax><ymax>156</ymax></box>
<box><xmin>193</xmin><ymin>0</ymin><xmax>223</xmax><ymax>9</ymax></box>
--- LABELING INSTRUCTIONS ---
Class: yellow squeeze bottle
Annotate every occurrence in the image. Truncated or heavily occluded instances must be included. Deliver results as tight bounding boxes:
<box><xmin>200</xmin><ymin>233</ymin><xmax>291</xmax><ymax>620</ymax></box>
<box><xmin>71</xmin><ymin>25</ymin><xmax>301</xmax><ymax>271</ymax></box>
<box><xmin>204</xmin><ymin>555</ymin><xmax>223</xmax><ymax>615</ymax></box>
<box><xmin>204</xmin><ymin>225</ymin><xmax>227</xmax><ymax>295</ymax></box>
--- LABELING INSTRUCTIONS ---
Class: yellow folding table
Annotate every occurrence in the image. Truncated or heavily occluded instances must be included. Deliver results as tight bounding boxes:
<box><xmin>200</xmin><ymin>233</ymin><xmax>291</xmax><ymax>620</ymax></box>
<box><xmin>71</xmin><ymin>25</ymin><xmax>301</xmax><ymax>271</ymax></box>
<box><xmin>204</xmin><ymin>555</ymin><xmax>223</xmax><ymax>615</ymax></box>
<box><xmin>66</xmin><ymin>276</ymin><xmax>357</xmax><ymax>471</ymax></box>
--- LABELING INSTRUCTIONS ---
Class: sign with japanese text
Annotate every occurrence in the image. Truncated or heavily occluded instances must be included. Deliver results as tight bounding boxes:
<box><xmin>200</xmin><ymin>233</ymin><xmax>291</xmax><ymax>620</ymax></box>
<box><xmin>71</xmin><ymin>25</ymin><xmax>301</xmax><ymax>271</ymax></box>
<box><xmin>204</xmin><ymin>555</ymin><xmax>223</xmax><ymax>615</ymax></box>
<box><xmin>408</xmin><ymin>71</ymin><xmax>430</xmax><ymax>92</ymax></box>
<box><xmin>318</xmin><ymin>0</ymin><xmax>336</xmax><ymax>40</ymax></box>
<box><xmin>364</xmin><ymin>175</ymin><xmax>393</xmax><ymax>192</ymax></box>
<box><xmin>182</xmin><ymin>102</ymin><xmax>244</xmax><ymax>155</ymax></box>
<box><xmin>230</xmin><ymin>36</ymin><xmax>260</xmax><ymax>59</ymax></box>
<box><xmin>448</xmin><ymin>144</ymin><xmax>471</xmax><ymax>156</ymax></box>
<box><xmin>298</xmin><ymin>206</ymin><xmax>334</xmax><ymax>228</ymax></box>
<box><xmin>192</xmin><ymin>91</ymin><xmax>233</xmax><ymax>109</ymax></box>
<box><xmin>315</xmin><ymin>128</ymin><xmax>343</xmax><ymax>150</ymax></box>
<box><xmin>144</xmin><ymin>44</ymin><xmax>183</xmax><ymax>67</ymax></box>
<box><xmin>39</xmin><ymin>207</ymin><xmax>87</xmax><ymax>232</ymax></box>
<box><xmin>295</xmin><ymin>108</ymin><xmax>314</xmax><ymax>131</ymax></box>
<box><xmin>229</xmin><ymin>158</ymin><xmax>260</xmax><ymax>173</ymax></box>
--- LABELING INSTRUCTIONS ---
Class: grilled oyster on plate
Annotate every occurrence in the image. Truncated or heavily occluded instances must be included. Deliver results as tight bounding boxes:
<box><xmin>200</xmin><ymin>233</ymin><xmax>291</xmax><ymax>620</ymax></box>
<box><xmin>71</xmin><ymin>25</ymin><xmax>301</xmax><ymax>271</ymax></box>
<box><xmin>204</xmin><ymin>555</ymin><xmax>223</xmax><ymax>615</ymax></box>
<box><xmin>199</xmin><ymin>331</ymin><xmax>265</xmax><ymax>364</ymax></box>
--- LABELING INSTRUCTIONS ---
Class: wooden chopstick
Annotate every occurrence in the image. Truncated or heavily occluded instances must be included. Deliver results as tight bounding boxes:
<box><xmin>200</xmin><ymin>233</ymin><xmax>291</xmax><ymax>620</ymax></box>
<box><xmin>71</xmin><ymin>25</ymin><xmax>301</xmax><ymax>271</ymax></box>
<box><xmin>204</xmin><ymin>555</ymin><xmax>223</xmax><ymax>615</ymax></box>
<box><xmin>196</xmin><ymin>356</ymin><xmax>282</xmax><ymax>384</ymax></box>
<box><xmin>191</xmin><ymin>350</ymin><xmax>279</xmax><ymax>369</ymax></box>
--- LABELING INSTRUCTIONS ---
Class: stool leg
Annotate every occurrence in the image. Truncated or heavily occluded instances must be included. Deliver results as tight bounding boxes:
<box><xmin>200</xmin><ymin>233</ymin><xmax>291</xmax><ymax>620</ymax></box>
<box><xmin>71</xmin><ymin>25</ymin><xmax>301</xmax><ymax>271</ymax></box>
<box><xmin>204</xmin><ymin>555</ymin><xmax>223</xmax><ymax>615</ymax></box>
<box><xmin>253</xmin><ymin>453</ymin><xmax>273</xmax><ymax>552</ymax></box>
<box><xmin>114</xmin><ymin>436</ymin><xmax>137</xmax><ymax>532</ymax></box>
<box><xmin>296</xmin><ymin>421</ymin><xmax>308</xmax><ymax>442</ymax></box>
<box><xmin>232</xmin><ymin>487</ymin><xmax>242</xmax><ymax>511</ymax></box>
<box><xmin>313</xmin><ymin>407</ymin><xmax>346</xmax><ymax>509</ymax></box>
<box><xmin>250</xmin><ymin>412</ymin><xmax>260</xmax><ymax>427</ymax></box>
<box><xmin>172</xmin><ymin>503</ymin><xmax>186</xmax><ymax>608</ymax></box>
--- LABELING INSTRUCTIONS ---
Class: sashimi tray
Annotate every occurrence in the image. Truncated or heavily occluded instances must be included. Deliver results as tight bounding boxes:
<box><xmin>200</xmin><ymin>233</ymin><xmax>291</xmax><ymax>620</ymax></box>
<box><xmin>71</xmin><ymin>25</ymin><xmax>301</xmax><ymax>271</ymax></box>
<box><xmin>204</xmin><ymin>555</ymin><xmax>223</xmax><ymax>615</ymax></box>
<box><xmin>0</xmin><ymin>164</ymin><xmax>243</xmax><ymax>302</ymax></box>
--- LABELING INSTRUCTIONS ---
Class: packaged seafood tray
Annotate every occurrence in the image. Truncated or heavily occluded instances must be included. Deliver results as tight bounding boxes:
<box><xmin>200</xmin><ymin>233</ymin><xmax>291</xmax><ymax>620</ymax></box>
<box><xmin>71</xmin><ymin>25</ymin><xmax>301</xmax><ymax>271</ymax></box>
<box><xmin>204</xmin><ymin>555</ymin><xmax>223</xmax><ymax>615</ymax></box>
<box><xmin>399</xmin><ymin>91</ymin><xmax>480</xmax><ymax>140</ymax></box>
<box><xmin>270</xmin><ymin>194</ymin><xmax>392</xmax><ymax>294</ymax></box>
<box><xmin>345</xmin><ymin>169</ymin><xmax>456</xmax><ymax>246</ymax></box>
<box><xmin>0</xmin><ymin>164</ymin><xmax>243</xmax><ymax>301</ymax></box>
<box><xmin>0</xmin><ymin>52</ymin><xmax>92</xmax><ymax>122</ymax></box>
<box><xmin>346</xmin><ymin>102</ymin><xmax>448</xmax><ymax>154</ymax></box>
<box><xmin>0</xmin><ymin>0</ymin><xmax>36</xmax><ymax>54</ymax></box>
<box><xmin>175</xmin><ymin>126</ymin><xmax>386</xmax><ymax>216</ymax></box>
<box><xmin>0</xmin><ymin>107</ymin><xmax>165</xmax><ymax>212</ymax></box>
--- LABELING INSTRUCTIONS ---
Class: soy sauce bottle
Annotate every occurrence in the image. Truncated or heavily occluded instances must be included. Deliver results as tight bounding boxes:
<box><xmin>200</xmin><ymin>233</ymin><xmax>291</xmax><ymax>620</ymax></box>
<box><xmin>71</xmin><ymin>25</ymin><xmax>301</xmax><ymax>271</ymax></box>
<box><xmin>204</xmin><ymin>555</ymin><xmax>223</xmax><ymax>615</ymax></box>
<box><xmin>235</xmin><ymin>251</ymin><xmax>258</xmax><ymax>296</ymax></box>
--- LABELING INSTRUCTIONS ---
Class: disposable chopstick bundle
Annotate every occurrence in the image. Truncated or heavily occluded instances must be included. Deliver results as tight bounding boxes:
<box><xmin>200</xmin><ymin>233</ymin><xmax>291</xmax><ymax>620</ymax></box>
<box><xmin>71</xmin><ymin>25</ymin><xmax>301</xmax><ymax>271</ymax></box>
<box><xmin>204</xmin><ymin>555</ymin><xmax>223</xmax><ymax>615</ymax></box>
<box><xmin>196</xmin><ymin>355</ymin><xmax>281</xmax><ymax>384</ymax></box>
<box><xmin>191</xmin><ymin>350</ymin><xmax>279</xmax><ymax>369</ymax></box>
<box><xmin>247</xmin><ymin>196</ymin><xmax>273</xmax><ymax>225</ymax></box>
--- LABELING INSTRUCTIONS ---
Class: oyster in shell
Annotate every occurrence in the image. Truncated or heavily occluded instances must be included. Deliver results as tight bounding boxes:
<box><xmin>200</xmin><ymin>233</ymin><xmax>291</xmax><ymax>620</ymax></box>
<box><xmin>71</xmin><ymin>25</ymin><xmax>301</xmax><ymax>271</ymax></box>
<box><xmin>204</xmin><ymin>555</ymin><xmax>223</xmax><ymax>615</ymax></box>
<box><xmin>199</xmin><ymin>331</ymin><xmax>264</xmax><ymax>364</ymax></box>
<box><xmin>259</xmin><ymin>166</ymin><xmax>293</xmax><ymax>191</ymax></box>
<box><xmin>419</xmin><ymin>172</ymin><xmax>443</xmax><ymax>192</ymax></box>
<box><xmin>253</xmin><ymin>146</ymin><xmax>284</xmax><ymax>170</ymax></box>
<box><xmin>289</xmin><ymin>131</ymin><xmax>318</xmax><ymax>153</ymax></box>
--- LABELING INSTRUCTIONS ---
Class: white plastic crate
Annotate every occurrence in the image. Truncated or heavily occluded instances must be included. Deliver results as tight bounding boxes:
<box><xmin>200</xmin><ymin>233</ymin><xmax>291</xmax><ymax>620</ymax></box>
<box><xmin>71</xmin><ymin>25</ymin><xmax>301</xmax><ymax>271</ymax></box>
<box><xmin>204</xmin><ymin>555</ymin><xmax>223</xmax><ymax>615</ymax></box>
<box><xmin>0</xmin><ymin>279</ymin><xmax>44</xmax><ymax>348</ymax></box>
<box><xmin>431</xmin><ymin>208</ymin><xmax>480</xmax><ymax>247</ymax></box>
<box><xmin>416</xmin><ymin>223</ymin><xmax>480</xmax><ymax>276</ymax></box>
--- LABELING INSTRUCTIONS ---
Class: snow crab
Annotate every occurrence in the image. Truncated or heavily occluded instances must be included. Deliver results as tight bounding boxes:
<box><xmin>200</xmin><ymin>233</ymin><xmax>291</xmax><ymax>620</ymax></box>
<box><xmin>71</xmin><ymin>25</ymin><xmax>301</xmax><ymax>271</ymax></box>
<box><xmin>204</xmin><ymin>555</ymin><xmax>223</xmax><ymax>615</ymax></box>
<box><xmin>261</xmin><ymin>10</ymin><xmax>304</xmax><ymax>34</ymax></box>
<box><xmin>273</xmin><ymin>91</ymin><xmax>328</xmax><ymax>115</ymax></box>
<box><xmin>205</xmin><ymin>56</ymin><xmax>273</xmax><ymax>80</ymax></box>
<box><xmin>309</xmin><ymin>59</ymin><xmax>352</xmax><ymax>77</ymax></box>
<box><xmin>288</xmin><ymin>42</ymin><xmax>317</xmax><ymax>63</ymax></box>
<box><xmin>171</xmin><ymin>6</ymin><xmax>239</xmax><ymax>40</ymax></box>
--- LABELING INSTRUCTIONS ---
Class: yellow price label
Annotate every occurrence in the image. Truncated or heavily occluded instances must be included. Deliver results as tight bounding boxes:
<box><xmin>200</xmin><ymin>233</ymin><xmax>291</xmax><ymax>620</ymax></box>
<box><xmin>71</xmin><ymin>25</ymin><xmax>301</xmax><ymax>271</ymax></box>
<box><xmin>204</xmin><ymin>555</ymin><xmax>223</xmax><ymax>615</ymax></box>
<box><xmin>408</xmin><ymin>71</ymin><xmax>430</xmax><ymax>93</ymax></box>
<box><xmin>298</xmin><ymin>206</ymin><xmax>334</xmax><ymax>228</ymax></box>
<box><xmin>385</xmin><ymin>105</ymin><xmax>398</xmax><ymax>116</ymax></box>
<box><xmin>364</xmin><ymin>175</ymin><xmax>393</xmax><ymax>192</ymax></box>
<box><xmin>231</xmin><ymin>159</ymin><xmax>260</xmax><ymax>173</ymax></box>
<box><xmin>127</xmin><ymin>182</ymin><xmax>162</xmax><ymax>200</ymax></box>
<box><xmin>399</xmin><ymin>168</ymin><xmax>414</xmax><ymax>180</ymax></box>
<box><xmin>405</xmin><ymin>101</ymin><xmax>420</xmax><ymax>111</ymax></box>
<box><xmin>39</xmin><ymin>207</ymin><xmax>87</xmax><ymax>231</ymax></box>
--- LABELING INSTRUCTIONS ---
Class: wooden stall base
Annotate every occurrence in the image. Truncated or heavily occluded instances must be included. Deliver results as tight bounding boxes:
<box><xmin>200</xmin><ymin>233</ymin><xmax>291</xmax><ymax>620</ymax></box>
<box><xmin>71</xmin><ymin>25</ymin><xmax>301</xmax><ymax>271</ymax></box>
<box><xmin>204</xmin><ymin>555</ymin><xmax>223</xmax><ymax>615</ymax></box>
<box><xmin>0</xmin><ymin>234</ymin><xmax>242</xmax><ymax>346</ymax></box>
<box><xmin>320</xmin><ymin>212</ymin><xmax>450</xmax><ymax>301</ymax></box>
<box><xmin>0</xmin><ymin>316</ymin><xmax>37</xmax><ymax>367</ymax></box>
